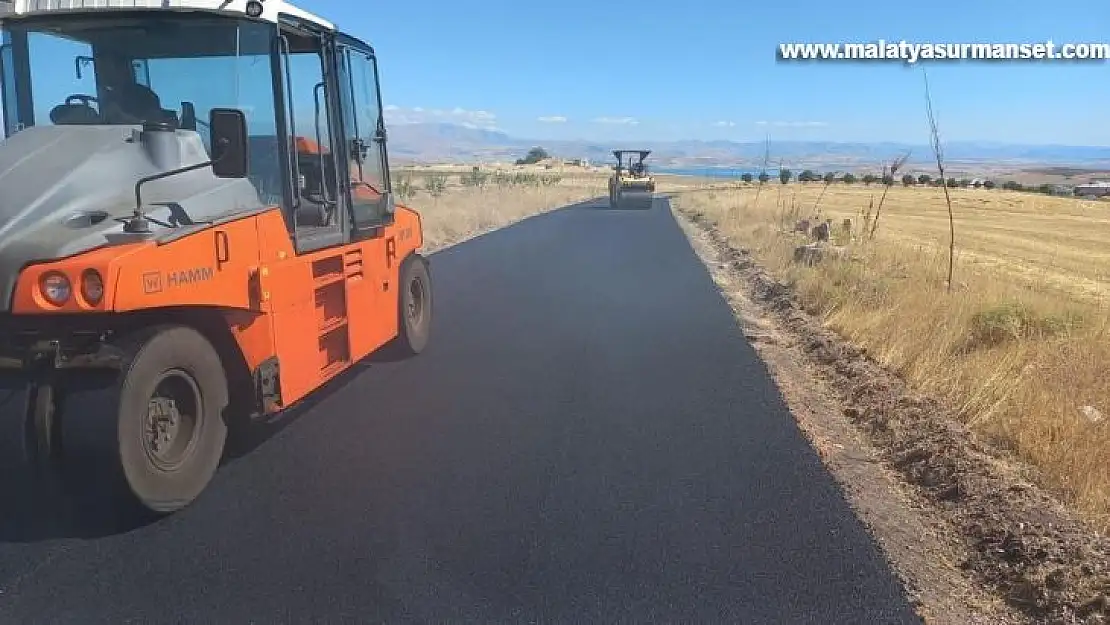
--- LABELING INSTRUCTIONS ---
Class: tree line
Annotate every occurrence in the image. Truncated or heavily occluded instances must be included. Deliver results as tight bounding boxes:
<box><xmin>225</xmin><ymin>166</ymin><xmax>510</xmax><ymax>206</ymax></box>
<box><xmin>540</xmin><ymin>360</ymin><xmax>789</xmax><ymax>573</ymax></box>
<box><xmin>748</xmin><ymin>169</ymin><xmax>1067</xmax><ymax>195</ymax></box>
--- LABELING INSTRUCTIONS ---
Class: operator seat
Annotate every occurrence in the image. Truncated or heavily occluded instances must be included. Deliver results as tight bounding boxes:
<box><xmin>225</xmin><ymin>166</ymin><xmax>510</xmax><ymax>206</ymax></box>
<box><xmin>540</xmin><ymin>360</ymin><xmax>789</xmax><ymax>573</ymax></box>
<box><xmin>102</xmin><ymin>82</ymin><xmax>178</xmax><ymax>126</ymax></box>
<box><xmin>49</xmin><ymin>100</ymin><xmax>101</xmax><ymax>125</ymax></box>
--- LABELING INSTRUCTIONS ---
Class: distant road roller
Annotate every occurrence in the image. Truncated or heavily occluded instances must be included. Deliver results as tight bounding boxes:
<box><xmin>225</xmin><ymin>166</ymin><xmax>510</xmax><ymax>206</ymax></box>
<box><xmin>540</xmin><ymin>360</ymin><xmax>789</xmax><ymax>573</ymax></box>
<box><xmin>607</xmin><ymin>150</ymin><xmax>655</xmax><ymax>209</ymax></box>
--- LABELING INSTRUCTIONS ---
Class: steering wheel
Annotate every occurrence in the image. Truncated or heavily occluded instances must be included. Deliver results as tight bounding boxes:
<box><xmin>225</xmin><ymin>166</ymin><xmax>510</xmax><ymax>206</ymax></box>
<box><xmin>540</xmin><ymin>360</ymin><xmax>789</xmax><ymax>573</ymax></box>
<box><xmin>65</xmin><ymin>94</ymin><xmax>99</xmax><ymax>107</ymax></box>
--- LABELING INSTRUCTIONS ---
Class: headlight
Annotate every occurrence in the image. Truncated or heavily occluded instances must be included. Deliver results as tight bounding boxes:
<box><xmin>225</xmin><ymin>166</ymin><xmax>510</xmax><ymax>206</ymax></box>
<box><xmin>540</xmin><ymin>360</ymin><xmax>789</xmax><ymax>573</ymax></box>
<box><xmin>81</xmin><ymin>269</ymin><xmax>104</xmax><ymax>304</ymax></box>
<box><xmin>39</xmin><ymin>272</ymin><xmax>71</xmax><ymax>305</ymax></box>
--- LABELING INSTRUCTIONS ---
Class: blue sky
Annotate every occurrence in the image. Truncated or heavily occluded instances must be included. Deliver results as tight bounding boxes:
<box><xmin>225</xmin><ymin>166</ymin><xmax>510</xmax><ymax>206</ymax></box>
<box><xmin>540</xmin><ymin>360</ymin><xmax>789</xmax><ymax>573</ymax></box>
<box><xmin>301</xmin><ymin>0</ymin><xmax>1110</xmax><ymax>146</ymax></box>
<box><xmin>6</xmin><ymin>0</ymin><xmax>1110</xmax><ymax>146</ymax></box>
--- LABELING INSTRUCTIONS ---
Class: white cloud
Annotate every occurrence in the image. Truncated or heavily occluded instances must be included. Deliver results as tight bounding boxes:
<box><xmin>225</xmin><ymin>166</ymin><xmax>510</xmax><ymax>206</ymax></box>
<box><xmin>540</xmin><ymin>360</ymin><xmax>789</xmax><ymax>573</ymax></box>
<box><xmin>592</xmin><ymin>116</ymin><xmax>638</xmax><ymax>125</ymax></box>
<box><xmin>538</xmin><ymin>115</ymin><xmax>567</xmax><ymax>122</ymax></box>
<box><xmin>755</xmin><ymin>120</ymin><xmax>828</xmax><ymax>127</ymax></box>
<box><xmin>713</xmin><ymin>121</ymin><xmax>736</xmax><ymax>127</ymax></box>
<box><xmin>383</xmin><ymin>105</ymin><xmax>499</xmax><ymax>130</ymax></box>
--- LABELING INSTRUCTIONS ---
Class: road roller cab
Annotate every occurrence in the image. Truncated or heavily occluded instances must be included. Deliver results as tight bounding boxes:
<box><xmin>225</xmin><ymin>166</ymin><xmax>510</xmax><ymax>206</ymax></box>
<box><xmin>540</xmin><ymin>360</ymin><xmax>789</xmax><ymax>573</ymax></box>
<box><xmin>0</xmin><ymin>0</ymin><xmax>432</xmax><ymax>514</ymax></box>
<box><xmin>607</xmin><ymin>149</ymin><xmax>655</xmax><ymax>209</ymax></box>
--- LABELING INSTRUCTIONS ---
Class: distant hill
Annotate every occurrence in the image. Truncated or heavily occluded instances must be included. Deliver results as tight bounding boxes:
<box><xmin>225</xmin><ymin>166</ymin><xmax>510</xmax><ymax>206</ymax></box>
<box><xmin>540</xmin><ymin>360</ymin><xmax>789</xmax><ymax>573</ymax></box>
<box><xmin>386</xmin><ymin>122</ymin><xmax>1110</xmax><ymax>172</ymax></box>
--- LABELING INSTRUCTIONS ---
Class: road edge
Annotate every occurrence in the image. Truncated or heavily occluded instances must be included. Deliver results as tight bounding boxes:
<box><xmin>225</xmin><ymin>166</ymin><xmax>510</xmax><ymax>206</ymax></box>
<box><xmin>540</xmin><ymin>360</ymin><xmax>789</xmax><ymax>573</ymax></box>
<box><xmin>421</xmin><ymin>196</ymin><xmax>605</xmax><ymax>256</ymax></box>
<box><xmin>668</xmin><ymin>201</ymin><xmax>1110</xmax><ymax>625</ymax></box>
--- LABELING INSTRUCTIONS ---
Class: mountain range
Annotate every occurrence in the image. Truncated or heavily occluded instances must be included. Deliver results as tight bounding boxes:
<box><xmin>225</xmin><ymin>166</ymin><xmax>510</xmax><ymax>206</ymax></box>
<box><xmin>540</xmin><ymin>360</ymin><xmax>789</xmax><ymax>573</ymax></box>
<box><xmin>387</xmin><ymin>123</ymin><xmax>1110</xmax><ymax>173</ymax></box>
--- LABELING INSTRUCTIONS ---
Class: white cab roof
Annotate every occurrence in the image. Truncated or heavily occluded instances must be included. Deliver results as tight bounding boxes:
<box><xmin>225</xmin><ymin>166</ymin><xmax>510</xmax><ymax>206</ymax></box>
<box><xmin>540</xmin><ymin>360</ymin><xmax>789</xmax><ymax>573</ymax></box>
<box><xmin>0</xmin><ymin>0</ymin><xmax>334</xmax><ymax>30</ymax></box>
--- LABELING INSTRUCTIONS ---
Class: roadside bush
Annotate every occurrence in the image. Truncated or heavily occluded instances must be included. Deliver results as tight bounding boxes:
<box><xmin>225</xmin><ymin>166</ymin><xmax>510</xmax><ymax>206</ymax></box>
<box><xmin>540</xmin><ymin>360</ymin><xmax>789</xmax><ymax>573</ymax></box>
<box><xmin>460</xmin><ymin>167</ymin><xmax>490</xmax><ymax>188</ymax></box>
<box><xmin>393</xmin><ymin>174</ymin><xmax>416</xmax><ymax>200</ymax></box>
<box><xmin>425</xmin><ymin>173</ymin><xmax>448</xmax><ymax>197</ymax></box>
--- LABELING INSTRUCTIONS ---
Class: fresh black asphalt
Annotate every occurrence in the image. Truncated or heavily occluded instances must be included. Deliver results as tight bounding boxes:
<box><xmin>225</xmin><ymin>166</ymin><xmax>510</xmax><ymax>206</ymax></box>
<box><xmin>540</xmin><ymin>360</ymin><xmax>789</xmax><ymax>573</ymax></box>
<box><xmin>0</xmin><ymin>197</ymin><xmax>920</xmax><ymax>624</ymax></box>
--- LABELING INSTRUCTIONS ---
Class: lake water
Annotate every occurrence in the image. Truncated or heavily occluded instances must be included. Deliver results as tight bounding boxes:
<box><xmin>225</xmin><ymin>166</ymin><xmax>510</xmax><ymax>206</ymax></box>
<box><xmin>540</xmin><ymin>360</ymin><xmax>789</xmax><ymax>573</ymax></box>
<box><xmin>653</xmin><ymin>167</ymin><xmax>783</xmax><ymax>178</ymax></box>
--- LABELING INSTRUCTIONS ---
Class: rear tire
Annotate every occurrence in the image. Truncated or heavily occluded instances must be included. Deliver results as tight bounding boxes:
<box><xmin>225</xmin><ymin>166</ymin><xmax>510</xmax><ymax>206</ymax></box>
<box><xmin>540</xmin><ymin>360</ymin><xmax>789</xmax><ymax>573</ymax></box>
<box><xmin>26</xmin><ymin>381</ymin><xmax>58</xmax><ymax>472</ymax></box>
<box><xmin>59</xmin><ymin>325</ymin><xmax>229</xmax><ymax>515</ymax></box>
<box><xmin>393</xmin><ymin>254</ymin><xmax>432</xmax><ymax>356</ymax></box>
<box><xmin>0</xmin><ymin>376</ymin><xmax>54</xmax><ymax>511</ymax></box>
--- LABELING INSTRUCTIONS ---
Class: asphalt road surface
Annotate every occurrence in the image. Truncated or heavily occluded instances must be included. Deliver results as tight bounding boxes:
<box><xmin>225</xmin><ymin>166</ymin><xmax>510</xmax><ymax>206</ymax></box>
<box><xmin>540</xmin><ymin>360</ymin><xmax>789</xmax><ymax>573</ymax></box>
<box><xmin>0</xmin><ymin>197</ymin><xmax>920</xmax><ymax>624</ymax></box>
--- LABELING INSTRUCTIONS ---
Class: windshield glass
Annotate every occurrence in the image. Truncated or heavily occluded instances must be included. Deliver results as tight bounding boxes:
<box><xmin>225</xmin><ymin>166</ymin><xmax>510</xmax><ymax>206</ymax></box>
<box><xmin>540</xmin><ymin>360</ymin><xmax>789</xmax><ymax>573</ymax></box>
<box><xmin>617</xmin><ymin>152</ymin><xmax>647</xmax><ymax>173</ymax></box>
<box><xmin>0</xmin><ymin>14</ymin><xmax>277</xmax><ymax>152</ymax></box>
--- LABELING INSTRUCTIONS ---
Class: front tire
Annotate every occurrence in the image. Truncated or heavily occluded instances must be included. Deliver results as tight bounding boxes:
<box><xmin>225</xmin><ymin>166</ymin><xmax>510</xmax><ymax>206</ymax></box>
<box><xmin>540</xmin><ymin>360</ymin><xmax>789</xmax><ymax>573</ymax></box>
<box><xmin>394</xmin><ymin>255</ymin><xmax>432</xmax><ymax>356</ymax></box>
<box><xmin>60</xmin><ymin>325</ymin><xmax>229</xmax><ymax>515</ymax></box>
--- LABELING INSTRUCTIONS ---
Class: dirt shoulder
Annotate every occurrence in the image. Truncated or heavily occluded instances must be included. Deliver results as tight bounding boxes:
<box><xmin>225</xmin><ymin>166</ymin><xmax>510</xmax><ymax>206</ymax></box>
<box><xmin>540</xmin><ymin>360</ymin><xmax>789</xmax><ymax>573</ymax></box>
<box><xmin>670</xmin><ymin>205</ymin><xmax>1110</xmax><ymax>625</ymax></box>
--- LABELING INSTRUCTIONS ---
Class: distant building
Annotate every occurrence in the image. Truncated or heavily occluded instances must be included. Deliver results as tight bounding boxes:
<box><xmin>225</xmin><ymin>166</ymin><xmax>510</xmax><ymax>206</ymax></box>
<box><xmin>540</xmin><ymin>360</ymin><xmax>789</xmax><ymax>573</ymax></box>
<box><xmin>1073</xmin><ymin>180</ymin><xmax>1110</xmax><ymax>198</ymax></box>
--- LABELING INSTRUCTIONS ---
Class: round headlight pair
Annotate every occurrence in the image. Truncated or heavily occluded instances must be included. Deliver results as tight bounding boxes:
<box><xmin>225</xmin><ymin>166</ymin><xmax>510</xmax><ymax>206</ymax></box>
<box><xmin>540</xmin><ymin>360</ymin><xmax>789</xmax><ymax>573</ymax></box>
<box><xmin>39</xmin><ymin>270</ymin><xmax>103</xmax><ymax>306</ymax></box>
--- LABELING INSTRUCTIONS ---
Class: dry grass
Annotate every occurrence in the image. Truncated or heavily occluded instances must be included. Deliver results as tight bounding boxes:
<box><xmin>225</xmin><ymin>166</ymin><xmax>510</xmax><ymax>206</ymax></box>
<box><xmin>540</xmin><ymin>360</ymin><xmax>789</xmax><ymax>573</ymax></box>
<box><xmin>401</xmin><ymin>170</ymin><xmax>609</xmax><ymax>251</ymax></box>
<box><xmin>670</xmin><ymin>181</ymin><xmax>1110</xmax><ymax>530</ymax></box>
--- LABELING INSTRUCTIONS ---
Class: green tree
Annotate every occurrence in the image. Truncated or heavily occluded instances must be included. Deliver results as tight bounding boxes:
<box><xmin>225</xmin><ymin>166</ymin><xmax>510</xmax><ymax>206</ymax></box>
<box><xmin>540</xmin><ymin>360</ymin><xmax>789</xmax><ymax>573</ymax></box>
<box><xmin>1038</xmin><ymin>183</ymin><xmax>1053</xmax><ymax>194</ymax></box>
<box><xmin>901</xmin><ymin>173</ymin><xmax>915</xmax><ymax>186</ymax></box>
<box><xmin>799</xmin><ymin>169</ymin><xmax>817</xmax><ymax>182</ymax></box>
<box><xmin>841</xmin><ymin>173</ymin><xmax>857</xmax><ymax>184</ymax></box>
<box><xmin>741</xmin><ymin>172</ymin><xmax>753</xmax><ymax>183</ymax></box>
<box><xmin>946</xmin><ymin>177</ymin><xmax>958</xmax><ymax>187</ymax></box>
<box><xmin>917</xmin><ymin>174</ymin><xmax>931</xmax><ymax>185</ymax></box>
<box><xmin>958</xmin><ymin>178</ymin><xmax>970</xmax><ymax>187</ymax></box>
<box><xmin>862</xmin><ymin>173</ymin><xmax>877</xmax><ymax>185</ymax></box>
<box><xmin>514</xmin><ymin>146</ymin><xmax>549</xmax><ymax>165</ymax></box>
<box><xmin>779</xmin><ymin>168</ymin><xmax>792</xmax><ymax>184</ymax></box>
<box><xmin>983</xmin><ymin>180</ymin><xmax>996</xmax><ymax>189</ymax></box>
<box><xmin>758</xmin><ymin>172</ymin><xmax>770</xmax><ymax>183</ymax></box>
<box><xmin>823</xmin><ymin>172</ymin><xmax>836</xmax><ymax>184</ymax></box>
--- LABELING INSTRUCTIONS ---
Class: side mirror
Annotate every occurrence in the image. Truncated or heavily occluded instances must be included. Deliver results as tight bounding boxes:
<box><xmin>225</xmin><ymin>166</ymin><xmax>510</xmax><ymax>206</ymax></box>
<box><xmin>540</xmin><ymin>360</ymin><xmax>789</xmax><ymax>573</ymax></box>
<box><xmin>209</xmin><ymin>108</ymin><xmax>248</xmax><ymax>178</ymax></box>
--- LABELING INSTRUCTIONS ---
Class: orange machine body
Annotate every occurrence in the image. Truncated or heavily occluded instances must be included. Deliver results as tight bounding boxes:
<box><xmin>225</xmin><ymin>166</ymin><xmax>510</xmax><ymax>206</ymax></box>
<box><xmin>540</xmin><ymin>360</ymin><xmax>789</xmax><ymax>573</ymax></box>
<box><xmin>9</xmin><ymin>157</ymin><xmax>424</xmax><ymax>414</ymax></box>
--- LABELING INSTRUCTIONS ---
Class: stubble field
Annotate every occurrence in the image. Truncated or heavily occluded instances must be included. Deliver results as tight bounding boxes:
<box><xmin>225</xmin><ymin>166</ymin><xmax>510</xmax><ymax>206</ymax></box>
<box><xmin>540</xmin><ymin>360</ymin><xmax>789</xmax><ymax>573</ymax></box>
<box><xmin>669</xmin><ymin>180</ymin><xmax>1110</xmax><ymax>531</ymax></box>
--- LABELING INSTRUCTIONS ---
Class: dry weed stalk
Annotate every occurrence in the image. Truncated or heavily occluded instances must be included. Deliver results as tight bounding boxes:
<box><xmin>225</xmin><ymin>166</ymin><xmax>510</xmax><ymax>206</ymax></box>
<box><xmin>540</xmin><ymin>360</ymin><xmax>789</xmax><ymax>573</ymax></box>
<box><xmin>923</xmin><ymin>68</ymin><xmax>956</xmax><ymax>292</ymax></box>
<box><xmin>775</xmin><ymin>158</ymin><xmax>785</xmax><ymax>227</ymax></box>
<box><xmin>812</xmin><ymin>171</ymin><xmax>838</xmax><ymax>218</ymax></box>
<box><xmin>867</xmin><ymin>152</ymin><xmax>911</xmax><ymax>240</ymax></box>
<box><xmin>861</xmin><ymin>194</ymin><xmax>875</xmax><ymax>235</ymax></box>
<box><xmin>751</xmin><ymin>134</ymin><xmax>772</xmax><ymax>216</ymax></box>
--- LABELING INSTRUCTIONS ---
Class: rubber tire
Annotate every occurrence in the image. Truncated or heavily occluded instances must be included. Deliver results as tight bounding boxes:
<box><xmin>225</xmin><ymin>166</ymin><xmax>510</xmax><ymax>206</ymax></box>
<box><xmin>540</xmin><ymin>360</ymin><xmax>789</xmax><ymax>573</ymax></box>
<box><xmin>60</xmin><ymin>325</ymin><xmax>229</xmax><ymax>515</ymax></box>
<box><xmin>394</xmin><ymin>255</ymin><xmax>432</xmax><ymax>356</ymax></box>
<box><xmin>26</xmin><ymin>382</ymin><xmax>57</xmax><ymax>470</ymax></box>
<box><xmin>0</xmin><ymin>377</ymin><xmax>47</xmax><ymax>508</ymax></box>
